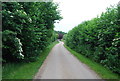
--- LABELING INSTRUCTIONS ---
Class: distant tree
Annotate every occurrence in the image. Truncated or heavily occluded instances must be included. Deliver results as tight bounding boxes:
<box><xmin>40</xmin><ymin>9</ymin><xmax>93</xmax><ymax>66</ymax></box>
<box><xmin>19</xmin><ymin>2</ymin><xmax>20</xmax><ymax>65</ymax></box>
<box><xmin>55</xmin><ymin>31</ymin><xmax>66</xmax><ymax>40</ymax></box>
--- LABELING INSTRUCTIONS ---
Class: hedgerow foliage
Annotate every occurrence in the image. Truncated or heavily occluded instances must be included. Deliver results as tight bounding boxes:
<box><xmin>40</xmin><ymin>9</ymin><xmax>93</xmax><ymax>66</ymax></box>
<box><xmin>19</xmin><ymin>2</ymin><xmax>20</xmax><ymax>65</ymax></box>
<box><xmin>2</xmin><ymin>2</ymin><xmax>61</xmax><ymax>62</ymax></box>
<box><xmin>65</xmin><ymin>5</ymin><xmax>120</xmax><ymax>74</ymax></box>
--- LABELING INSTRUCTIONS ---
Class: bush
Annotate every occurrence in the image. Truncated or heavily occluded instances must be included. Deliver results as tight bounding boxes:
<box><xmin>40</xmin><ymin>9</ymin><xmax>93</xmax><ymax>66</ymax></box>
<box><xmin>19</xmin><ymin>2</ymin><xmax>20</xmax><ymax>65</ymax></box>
<box><xmin>2</xmin><ymin>2</ymin><xmax>61</xmax><ymax>63</ymax></box>
<box><xmin>65</xmin><ymin>5</ymin><xmax>120</xmax><ymax>74</ymax></box>
<box><xmin>2</xmin><ymin>30</ymin><xmax>24</xmax><ymax>62</ymax></box>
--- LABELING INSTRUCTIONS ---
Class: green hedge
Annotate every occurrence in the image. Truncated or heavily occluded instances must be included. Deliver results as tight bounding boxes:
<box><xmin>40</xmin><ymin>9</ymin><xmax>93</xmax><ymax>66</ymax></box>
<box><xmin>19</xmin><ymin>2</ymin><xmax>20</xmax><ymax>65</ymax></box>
<box><xmin>2</xmin><ymin>2</ymin><xmax>61</xmax><ymax>62</ymax></box>
<box><xmin>65</xmin><ymin>5</ymin><xmax>120</xmax><ymax>74</ymax></box>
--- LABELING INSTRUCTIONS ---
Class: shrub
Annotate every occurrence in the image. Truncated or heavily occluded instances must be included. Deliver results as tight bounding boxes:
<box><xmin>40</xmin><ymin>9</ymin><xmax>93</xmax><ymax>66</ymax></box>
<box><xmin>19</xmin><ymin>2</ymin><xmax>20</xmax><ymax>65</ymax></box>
<box><xmin>2</xmin><ymin>2</ymin><xmax>61</xmax><ymax>63</ymax></box>
<box><xmin>65</xmin><ymin>5</ymin><xmax>120</xmax><ymax>74</ymax></box>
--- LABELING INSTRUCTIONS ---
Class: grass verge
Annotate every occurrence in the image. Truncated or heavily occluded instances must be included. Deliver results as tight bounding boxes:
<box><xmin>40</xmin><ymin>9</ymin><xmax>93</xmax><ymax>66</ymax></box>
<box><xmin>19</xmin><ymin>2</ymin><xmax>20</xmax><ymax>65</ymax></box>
<box><xmin>2</xmin><ymin>41</ymin><xmax>58</xmax><ymax>79</ymax></box>
<box><xmin>64</xmin><ymin>44</ymin><xmax>120</xmax><ymax>80</ymax></box>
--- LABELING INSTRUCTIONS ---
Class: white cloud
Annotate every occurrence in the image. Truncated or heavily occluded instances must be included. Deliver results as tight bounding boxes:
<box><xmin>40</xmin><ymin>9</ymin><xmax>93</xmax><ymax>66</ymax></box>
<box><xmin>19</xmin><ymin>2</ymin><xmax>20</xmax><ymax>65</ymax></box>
<box><xmin>54</xmin><ymin>0</ymin><xmax>120</xmax><ymax>33</ymax></box>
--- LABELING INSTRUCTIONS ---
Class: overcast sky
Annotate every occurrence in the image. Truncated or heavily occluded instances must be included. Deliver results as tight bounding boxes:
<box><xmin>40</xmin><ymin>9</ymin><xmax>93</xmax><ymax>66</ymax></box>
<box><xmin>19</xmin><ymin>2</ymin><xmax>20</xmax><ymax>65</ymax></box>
<box><xmin>53</xmin><ymin>0</ymin><xmax>120</xmax><ymax>33</ymax></box>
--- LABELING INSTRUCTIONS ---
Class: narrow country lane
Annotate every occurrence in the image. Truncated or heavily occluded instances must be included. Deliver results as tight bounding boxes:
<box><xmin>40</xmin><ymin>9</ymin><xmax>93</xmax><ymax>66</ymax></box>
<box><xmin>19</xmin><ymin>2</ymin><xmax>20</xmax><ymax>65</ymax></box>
<box><xmin>34</xmin><ymin>42</ymin><xmax>100</xmax><ymax>79</ymax></box>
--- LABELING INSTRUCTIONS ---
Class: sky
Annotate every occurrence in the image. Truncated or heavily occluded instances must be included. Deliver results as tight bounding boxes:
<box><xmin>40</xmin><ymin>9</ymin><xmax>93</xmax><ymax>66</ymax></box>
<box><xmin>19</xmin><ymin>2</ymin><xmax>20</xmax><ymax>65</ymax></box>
<box><xmin>53</xmin><ymin>0</ymin><xmax>120</xmax><ymax>33</ymax></box>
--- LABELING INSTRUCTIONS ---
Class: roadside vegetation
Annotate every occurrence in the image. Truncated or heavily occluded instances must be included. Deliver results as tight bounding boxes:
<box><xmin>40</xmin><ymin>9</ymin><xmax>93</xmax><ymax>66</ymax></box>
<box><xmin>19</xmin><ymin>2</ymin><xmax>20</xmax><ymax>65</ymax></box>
<box><xmin>2</xmin><ymin>2</ymin><xmax>61</xmax><ymax>63</ymax></box>
<box><xmin>2</xmin><ymin>2</ymin><xmax>61</xmax><ymax>79</ymax></box>
<box><xmin>2</xmin><ymin>41</ymin><xmax>58</xmax><ymax>79</ymax></box>
<box><xmin>64</xmin><ymin>4</ymin><xmax>120</xmax><ymax>76</ymax></box>
<box><xmin>64</xmin><ymin>45</ymin><xmax>120</xmax><ymax>79</ymax></box>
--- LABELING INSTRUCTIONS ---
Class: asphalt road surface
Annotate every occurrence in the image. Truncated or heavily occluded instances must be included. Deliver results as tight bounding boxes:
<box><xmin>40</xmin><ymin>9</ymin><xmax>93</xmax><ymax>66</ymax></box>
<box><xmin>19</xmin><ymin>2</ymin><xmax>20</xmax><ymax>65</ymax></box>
<box><xmin>34</xmin><ymin>42</ymin><xmax>100</xmax><ymax>79</ymax></box>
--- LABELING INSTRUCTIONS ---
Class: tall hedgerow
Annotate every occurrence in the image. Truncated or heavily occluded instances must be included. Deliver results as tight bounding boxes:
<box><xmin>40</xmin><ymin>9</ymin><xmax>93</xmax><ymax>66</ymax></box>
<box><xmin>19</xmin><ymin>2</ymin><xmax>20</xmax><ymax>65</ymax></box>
<box><xmin>65</xmin><ymin>5</ymin><xmax>120</xmax><ymax>74</ymax></box>
<box><xmin>2</xmin><ymin>2</ymin><xmax>61</xmax><ymax>62</ymax></box>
